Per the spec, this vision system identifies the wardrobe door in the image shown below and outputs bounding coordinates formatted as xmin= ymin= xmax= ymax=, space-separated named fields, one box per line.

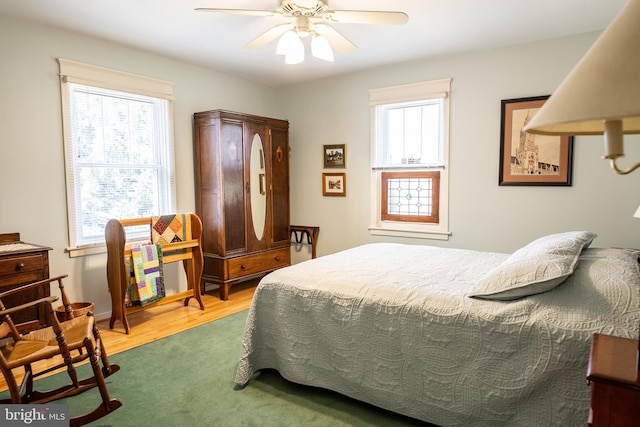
xmin=244 ymin=120 xmax=271 ymax=253
xmin=220 ymin=118 xmax=246 ymax=254
xmin=194 ymin=116 xmax=223 ymax=256
xmin=270 ymin=123 xmax=290 ymax=248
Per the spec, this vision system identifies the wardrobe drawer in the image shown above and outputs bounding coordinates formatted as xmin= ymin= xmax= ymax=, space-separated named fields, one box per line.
xmin=228 ymin=248 xmax=290 ymax=278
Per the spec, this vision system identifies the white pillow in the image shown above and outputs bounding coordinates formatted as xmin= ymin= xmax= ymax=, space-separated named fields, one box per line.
xmin=468 ymin=231 xmax=597 ymax=301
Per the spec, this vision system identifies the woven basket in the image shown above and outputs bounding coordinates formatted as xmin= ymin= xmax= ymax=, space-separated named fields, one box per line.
xmin=55 ymin=302 xmax=94 ymax=322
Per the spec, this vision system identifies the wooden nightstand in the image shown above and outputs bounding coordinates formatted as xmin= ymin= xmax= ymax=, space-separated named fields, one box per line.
xmin=587 ymin=333 xmax=640 ymax=426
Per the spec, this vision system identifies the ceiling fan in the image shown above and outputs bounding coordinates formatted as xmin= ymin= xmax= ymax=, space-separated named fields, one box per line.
xmin=195 ymin=0 xmax=409 ymax=64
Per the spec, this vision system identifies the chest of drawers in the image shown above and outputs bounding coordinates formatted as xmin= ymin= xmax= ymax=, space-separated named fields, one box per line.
xmin=587 ymin=333 xmax=640 ymax=426
xmin=0 ymin=233 xmax=52 ymax=332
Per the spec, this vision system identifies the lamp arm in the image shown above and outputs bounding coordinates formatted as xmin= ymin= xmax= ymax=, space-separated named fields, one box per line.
xmin=603 ymin=121 xmax=640 ymax=174
xmin=609 ymin=158 xmax=640 ymax=175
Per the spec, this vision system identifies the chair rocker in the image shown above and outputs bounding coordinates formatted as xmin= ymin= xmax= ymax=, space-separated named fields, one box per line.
xmin=0 ymin=275 xmax=122 ymax=426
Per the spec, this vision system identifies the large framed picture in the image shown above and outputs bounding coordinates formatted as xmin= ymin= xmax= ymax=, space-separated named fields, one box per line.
xmin=323 ymin=144 xmax=346 ymax=168
xmin=499 ymin=96 xmax=573 ymax=186
xmin=322 ymin=172 xmax=346 ymax=196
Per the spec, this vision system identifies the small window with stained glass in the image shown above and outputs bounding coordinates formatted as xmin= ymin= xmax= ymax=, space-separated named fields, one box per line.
xmin=381 ymin=171 xmax=440 ymax=223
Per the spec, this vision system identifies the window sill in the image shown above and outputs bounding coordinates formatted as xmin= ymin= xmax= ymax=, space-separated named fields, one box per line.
xmin=368 ymin=226 xmax=451 ymax=240
xmin=66 ymin=244 xmax=107 ymax=258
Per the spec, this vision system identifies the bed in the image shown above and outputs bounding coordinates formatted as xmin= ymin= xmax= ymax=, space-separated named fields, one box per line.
xmin=234 ymin=231 xmax=640 ymax=426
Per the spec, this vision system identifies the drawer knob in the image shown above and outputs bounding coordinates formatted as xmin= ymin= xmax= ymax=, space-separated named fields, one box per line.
xmin=241 ymin=265 xmax=246 ymax=270
xmin=16 ymin=262 xmax=25 ymax=271
xmin=275 ymin=256 xmax=280 ymax=261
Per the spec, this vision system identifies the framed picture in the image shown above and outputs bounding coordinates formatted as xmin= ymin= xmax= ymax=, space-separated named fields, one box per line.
xmin=499 ymin=96 xmax=573 ymax=186
xmin=322 ymin=172 xmax=346 ymax=196
xmin=323 ymin=144 xmax=346 ymax=168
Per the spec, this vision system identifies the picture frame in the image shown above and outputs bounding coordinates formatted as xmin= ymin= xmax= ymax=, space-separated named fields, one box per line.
xmin=499 ymin=96 xmax=573 ymax=186
xmin=322 ymin=172 xmax=346 ymax=197
xmin=323 ymin=144 xmax=346 ymax=168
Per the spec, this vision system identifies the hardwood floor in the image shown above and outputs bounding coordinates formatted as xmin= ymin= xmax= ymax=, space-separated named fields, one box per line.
xmin=0 ymin=282 xmax=257 ymax=393
xmin=96 ymin=281 xmax=256 ymax=354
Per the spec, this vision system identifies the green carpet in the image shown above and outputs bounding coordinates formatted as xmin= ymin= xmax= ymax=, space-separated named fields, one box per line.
xmin=1 ymin=310 xmax=427 ymax=426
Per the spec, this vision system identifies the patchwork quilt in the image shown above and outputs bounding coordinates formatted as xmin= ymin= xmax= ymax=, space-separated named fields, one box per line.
xmin=151 ymin=214 xmax=191 ymax=254
xmin=129 ymin=244 xmax=165 ymax=307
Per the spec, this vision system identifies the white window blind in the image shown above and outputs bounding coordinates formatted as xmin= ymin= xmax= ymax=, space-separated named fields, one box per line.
xmin=373 ymin=98 xmax=445 ymax=168
xmin=58 ymin=59 xmax=176 ymax=252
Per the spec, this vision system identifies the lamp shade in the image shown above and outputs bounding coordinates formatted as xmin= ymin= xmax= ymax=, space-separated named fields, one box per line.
xmin=276 ymin=31 xmax=301 ymax=55
xmin=634 ymin=205 xmax=640 ymax=218
xmin=276 ymin=30 xmax=305 ymax=64
xmin=524 ymin=0 xmax=640 ymax=136
xmin=311 ymin=34 xmax=334 ymax=62
xmin=284 ymin=38 xmax=304 ymax=64
xmin=285 ymin=49 xmax=305 ymax=64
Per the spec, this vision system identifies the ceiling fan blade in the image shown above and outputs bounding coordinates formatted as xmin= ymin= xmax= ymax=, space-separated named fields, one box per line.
xmin=324 ymin=10 xmax=409 ymax=25
xmin=195 ymin=8 xmax=276 ymax=17
xmin=314 ymin=24 xmax=357 ymax=54
xmin=245 ymin=24 xmax=292 ymax=49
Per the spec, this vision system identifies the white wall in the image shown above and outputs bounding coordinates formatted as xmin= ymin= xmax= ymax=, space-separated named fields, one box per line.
xmin=0 ymin=15 xmax=281 ymax=319
xmin=282 ymin=33 xmax=640 ymax=257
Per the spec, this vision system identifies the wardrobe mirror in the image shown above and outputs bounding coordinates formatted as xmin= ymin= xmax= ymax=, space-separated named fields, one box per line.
xmin=250 ymin=133 xmax=266 ymax=240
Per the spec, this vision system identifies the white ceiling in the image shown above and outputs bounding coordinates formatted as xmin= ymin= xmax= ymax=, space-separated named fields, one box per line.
xmin=0 ymin=0 xmax=627 ymax=87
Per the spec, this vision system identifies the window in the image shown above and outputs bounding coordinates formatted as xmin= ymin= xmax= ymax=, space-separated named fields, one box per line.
xmin=369 ymin=79 xmax=451 ymax=239
xmin=58 ymin=59 xmax=176 ymax=256
xmin=381 ymin=171 xmax=440 ymax=223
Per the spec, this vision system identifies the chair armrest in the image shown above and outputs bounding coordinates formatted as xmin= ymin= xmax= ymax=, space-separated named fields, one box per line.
xmin=0 ymin=295 xmax=59 ymax=318
xmin=0 ymin=274 xmax=68 ymax=300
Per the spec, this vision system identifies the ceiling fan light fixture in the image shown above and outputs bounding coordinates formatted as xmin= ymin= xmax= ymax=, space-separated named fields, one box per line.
xmin=197 ymin=2 xmax=408 ymax=64
xmin=291 ymin=0 xmax=319 ymax=9
xmin=284 ymin=48 xmax=305 ymax=64
xmin=276 ymin=31 xmax=305 ymax=64
xmin=311 ymin=33 xmax=334 ymax=62
xmin=294 ymin=16 xmax=312 ymax=39
xmin=276 ymin=30 xmax=302 ymax=55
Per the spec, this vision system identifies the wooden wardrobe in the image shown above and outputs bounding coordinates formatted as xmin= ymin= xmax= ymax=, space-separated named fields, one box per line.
xmin=193 ymin=110 xmax=290 ymax=300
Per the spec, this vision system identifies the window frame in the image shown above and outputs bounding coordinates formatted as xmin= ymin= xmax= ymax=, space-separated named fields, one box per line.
xmin=369 ymin=79 xmax=451 ymax=240
xmin=58 ymin=59 xmax=177 ymax=257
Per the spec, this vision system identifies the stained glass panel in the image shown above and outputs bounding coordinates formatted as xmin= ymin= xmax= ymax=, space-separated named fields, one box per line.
xmin=386 ymin=177 xmax=433 ymax=216
xmin=381 ymin=171 xmax=440 ymax=223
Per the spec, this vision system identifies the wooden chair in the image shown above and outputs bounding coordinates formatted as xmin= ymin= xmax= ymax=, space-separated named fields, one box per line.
xmin=0 ymin=275 xmax=122 ymax=426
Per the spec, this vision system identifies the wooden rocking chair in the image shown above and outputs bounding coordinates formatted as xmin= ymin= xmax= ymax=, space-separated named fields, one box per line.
xmin=0 ymin=275 xmax=122 ymax=426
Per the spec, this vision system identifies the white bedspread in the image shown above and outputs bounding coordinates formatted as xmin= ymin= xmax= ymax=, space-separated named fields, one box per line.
xmin=235 ymin=243 xmax=640 ymax=426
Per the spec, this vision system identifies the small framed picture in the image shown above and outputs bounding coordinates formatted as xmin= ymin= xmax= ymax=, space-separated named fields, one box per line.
xmin=322 ymin=172 xmax=346 ymax=197
xmin=323 ymin=144 xmax=346 ymax=168
xmin=499 ymin=96 xmax=574 ymax=186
